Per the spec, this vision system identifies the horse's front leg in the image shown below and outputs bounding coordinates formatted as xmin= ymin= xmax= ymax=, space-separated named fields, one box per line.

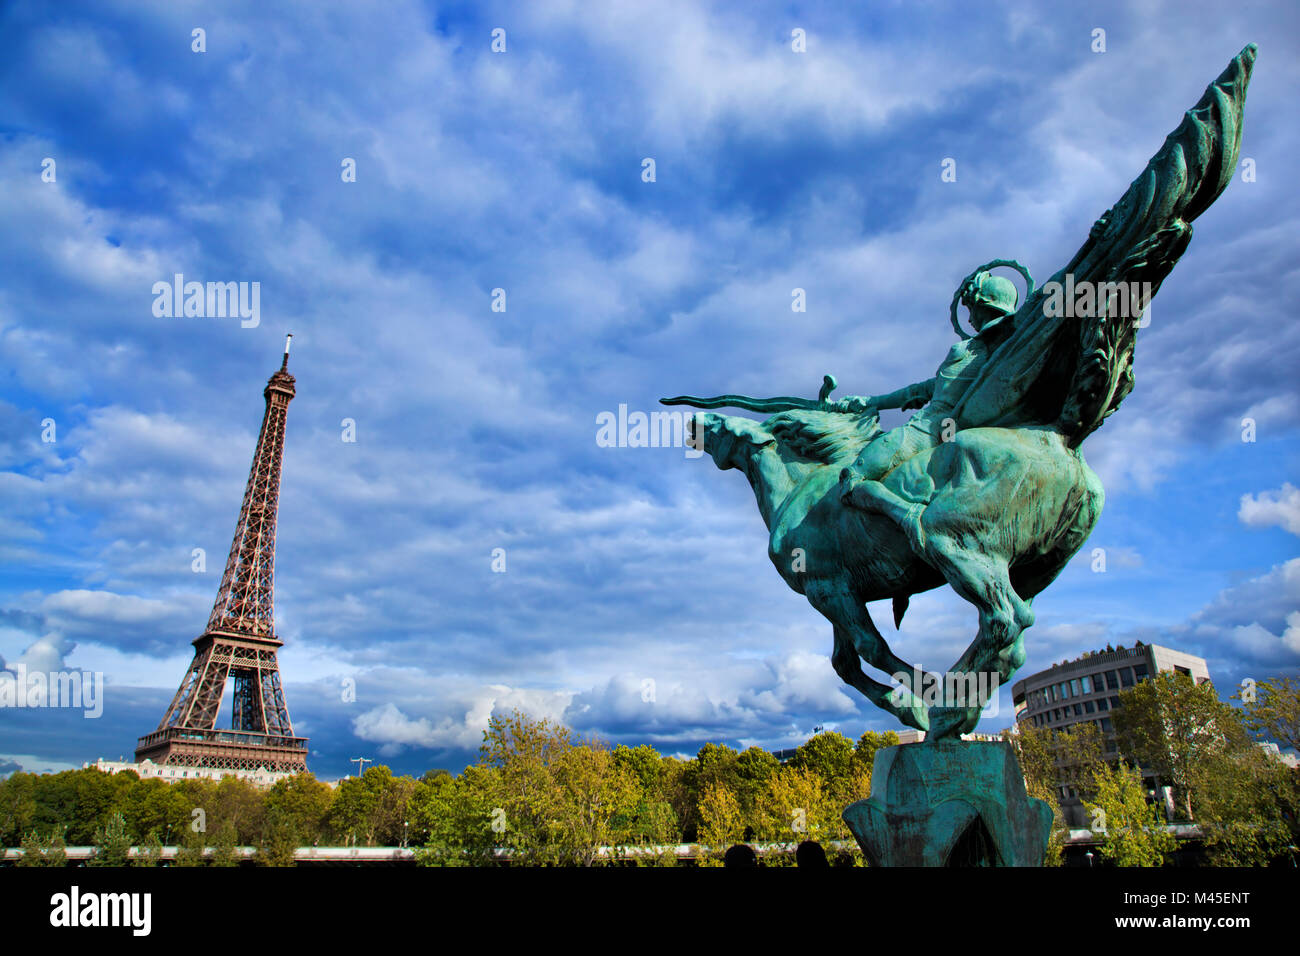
xmin=919 ymin=537 xmax=1034 ymax=740
xmin=830 ymin=624 xmax=929 ymax=733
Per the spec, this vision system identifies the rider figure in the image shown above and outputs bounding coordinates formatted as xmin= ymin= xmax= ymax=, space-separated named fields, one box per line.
xmin=837 ymin=270 xmax=1021 ymax=509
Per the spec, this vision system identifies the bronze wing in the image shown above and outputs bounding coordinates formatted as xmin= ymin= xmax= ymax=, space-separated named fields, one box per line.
xmin=950 ymin=44 xmax=1255 ymax=447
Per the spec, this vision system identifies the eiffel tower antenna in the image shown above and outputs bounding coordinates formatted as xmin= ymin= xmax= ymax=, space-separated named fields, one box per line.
xmin=135 ymin=337 xmax=309 ymax=774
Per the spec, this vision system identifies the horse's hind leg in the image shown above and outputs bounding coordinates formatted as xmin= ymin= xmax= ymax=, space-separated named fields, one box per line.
xmin=919 ymin=533 xmax=1034 ymax=739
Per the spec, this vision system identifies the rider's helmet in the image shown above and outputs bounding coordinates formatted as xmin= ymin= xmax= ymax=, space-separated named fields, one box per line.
xmin=961 ymin=271 xmax=1019 ymax=316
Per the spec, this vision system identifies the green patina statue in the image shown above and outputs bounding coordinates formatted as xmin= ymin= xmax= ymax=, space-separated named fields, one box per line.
xmin=662 ymin=46 xmax=1255 ymax=864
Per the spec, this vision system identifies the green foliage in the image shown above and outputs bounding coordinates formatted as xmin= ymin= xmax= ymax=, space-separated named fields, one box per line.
xmin=1237 ymin=676 xmax=1300 ymax=754
xmin=610 ymin=744 xmax=679 ymax=848
xmin=329 ymin=765 xmax=417 ymax=847
xmin=209 ymin=822 xmax=240 ymax=867
xmin=790 ymin=732 xmax=864 ymax=808
xmin=412 ymin=764 xmax=499 ymax=866
xmin=89 ymin=811 xmax=133 ymax=867
xmin=549 ymin=739 xmax=641 ymax=865
xmin=265 ymin=773 xmax=333 ymax=846
xmin=16 ymin=830 xmax=67 ymax=866
xmin=753 ymin=766 xmax=841 ymax=844
xmin=209 ymin=776 xmax=267 ymax=845
xmin=1084 ymin=762 xmax=1176 ymax=867
xmin=1188 ymin=704 xmax=1298 ymax=865
xmin=0 ymin=773 xmax=37 ymax=847
xmin=7 ymin=678 xmax=1296 ymax=867
xmin=695 ymin=782 xmax=743 ymax=866
xmin=173 ymin=826 xmax=209 ymax=867
xmin=1112 ymin=671 xmax=1231 ymax=821
xmin=135 ymin=829 xmax=164 ymax=867
xmin=121 ymin=778 xmax=189 ymax=845
xmin=256 ymin=807 xmax=301 ymax=867
xmin=852 ymin=730 xmax=899 ymax=777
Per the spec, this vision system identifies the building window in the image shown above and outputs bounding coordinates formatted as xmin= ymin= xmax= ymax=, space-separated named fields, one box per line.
xmin=1120 ymin=668 xmax=1135 ymax=688
xmin=1074 ymin=704 xmax=1084 ymax=717
xmin=1101 ymin=717 xmax=1112 ymax=732
xmin=1049 ymin=685 xmax=1057 ymax=702
xmin=1134 ymin=663 xmax=1149 ymax=681
xmin=1110 ymin=697 xmax=1120 ymax=709
xmin=1106 ymin=670 xmax=1120 ymax=690
xmin=1069 ymin=678 xmax=1080 ymax=696
xmin=1080 ymin=675 xmax=1092 ymax=694
xmin=1084 ymin=700 xmax=1095 ymax=714
xmin=1096 ymin=697 xmax=1108 ymax=711
xmin=1173 ymin=665 xmax=1189 ymax=677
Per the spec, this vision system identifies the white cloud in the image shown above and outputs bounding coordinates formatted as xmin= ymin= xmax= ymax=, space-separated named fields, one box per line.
xmin=1239 ymin=483 xmax=1300 ymax=536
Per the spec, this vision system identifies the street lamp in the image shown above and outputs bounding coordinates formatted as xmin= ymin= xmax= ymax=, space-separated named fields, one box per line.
xmin=403 ymin=821 xmax=409 ymax=848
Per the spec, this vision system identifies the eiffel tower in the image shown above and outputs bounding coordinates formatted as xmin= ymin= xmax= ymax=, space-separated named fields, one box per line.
xmin=135 ymin=336 xmax=309 ymax=774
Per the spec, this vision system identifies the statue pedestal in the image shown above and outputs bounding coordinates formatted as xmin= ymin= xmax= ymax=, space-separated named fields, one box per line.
xmin=843 ymin=740 xmax=1052 ymax=866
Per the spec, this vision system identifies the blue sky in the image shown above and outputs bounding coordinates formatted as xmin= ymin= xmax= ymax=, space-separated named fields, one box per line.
xmin=1 ymin=0 xmax=1297 ymax=781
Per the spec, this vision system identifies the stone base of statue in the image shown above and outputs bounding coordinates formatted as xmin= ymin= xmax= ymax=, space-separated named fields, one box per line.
xmin=843 ymin=739 xmax=1053 ymax=866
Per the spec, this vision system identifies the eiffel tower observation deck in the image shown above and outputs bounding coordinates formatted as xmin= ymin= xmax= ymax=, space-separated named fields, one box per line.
xmin=135 ymin=337 xmax=309 ymax=774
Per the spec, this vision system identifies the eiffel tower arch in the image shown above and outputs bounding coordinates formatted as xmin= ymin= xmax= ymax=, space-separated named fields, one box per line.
xmin=135 ymin=337 xmax=309 ymax=774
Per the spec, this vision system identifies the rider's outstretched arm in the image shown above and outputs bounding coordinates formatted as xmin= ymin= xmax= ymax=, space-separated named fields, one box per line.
xmin=839 ymin=378 xmax=935 ymax=413
xmin=875 ymin=378 xmax=936 ymax=411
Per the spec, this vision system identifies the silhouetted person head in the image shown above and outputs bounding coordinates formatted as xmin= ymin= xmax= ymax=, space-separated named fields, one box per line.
xmin=723 ymin=844 xmax=757 ymax=867
xmin=796 ymin=840 xmax=829 ymax=868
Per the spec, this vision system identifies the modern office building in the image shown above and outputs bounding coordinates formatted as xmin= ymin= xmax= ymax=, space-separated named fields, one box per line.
xmin=1010 ymin=641 xmax=1211 ymax=824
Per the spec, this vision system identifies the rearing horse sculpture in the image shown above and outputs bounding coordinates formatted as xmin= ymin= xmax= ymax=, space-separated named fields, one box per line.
xmin=663 ymin=46 xmax=1254 ymax=740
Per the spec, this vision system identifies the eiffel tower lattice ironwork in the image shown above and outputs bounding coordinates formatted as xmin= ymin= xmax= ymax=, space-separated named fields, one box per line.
xmin=135 ymin=336 xmax=309 ymax=774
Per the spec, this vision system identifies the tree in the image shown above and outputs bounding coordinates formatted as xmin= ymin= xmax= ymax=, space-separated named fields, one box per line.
xmin=730 ymin=747 xmax=779 ymax=825
xmin=135 ymin=829 xmax=164 ymax=867
xmin=120 ymin=778 xmax=189 ymax=845
xmin=695 ymin=782 xmax=743 ymax=866
xmin=174 ymin=826 xmax=209 ymax=867
xmin=412 ymin=765 xmax=500 ymax=866
xmin=46 ymin=831 xmax=69 ymax=866
xmin=1055 ymin=722 xmax=1107 ymax=807
xmin=264 ymin=773 xmax=333 ymax=846
xmin=852 ymin=730 xmax=899 ymax=778
xmin=549 ymin=739 xmax=640 ymax=865
xmin=1112 ymin=671 xmax=1230 ymax=821
xmin=477 ymin=710 xmax=573 ymax=862
xmin=209 ymin=822 xmax=240 ymax=867
xmin=1188 ymin=706 xmax=1299 ymax=865
xmin=1084 ymin=762 xmax=1175 ymax=867
xmin=328 ymin=765 xmax=415 ymax=847
xmin=753 ymin=766 xmax=841 ymax=846
xmin=256 ymin=807 xmax=300 ymax=867
xmin=1238 ymin=676 xmax=1300 ymax=754
xmin=208 ymin=776 xmax=266 ymax=845
xmin=89 ymin=811 xmax=133 ymax=867
xmin=611 ymin=745 xmax=680 ymax=849
xmin=0 ymin=774 xmax=37 ymax=847
xmin=16 ymin=830 xmax=66 ymax=867
xmin=790 ymin=732 xmax=859 ymax=806
xmin=679 ymin=742 xmax=739 ymax=842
